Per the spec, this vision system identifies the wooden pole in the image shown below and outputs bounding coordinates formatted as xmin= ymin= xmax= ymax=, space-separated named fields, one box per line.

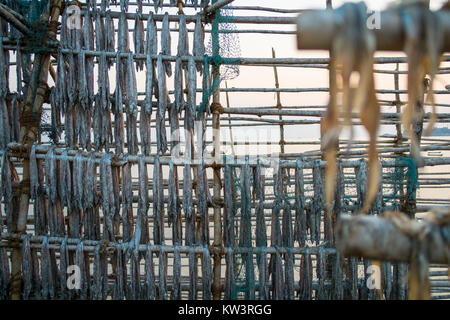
xmin=211 ymin=0 xmax=223 ymax=300
xmin=9 ymin=0 xmax=63 ymax=300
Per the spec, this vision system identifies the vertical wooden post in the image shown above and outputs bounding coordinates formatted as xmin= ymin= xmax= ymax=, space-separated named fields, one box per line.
xmin=211 ymin=0 xmax=223 ymax=300
xmin=10 ymin=0 xmax=63 ymax=300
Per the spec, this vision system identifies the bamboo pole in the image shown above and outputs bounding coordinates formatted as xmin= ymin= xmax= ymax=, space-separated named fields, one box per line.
xmin=211 ymin=1 xmax=223 ymax=300
xmin=9 ymin=0 xmax=63 ymax=300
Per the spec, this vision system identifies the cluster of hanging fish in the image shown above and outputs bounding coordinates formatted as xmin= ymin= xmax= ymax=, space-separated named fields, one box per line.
xmin=322 ymin=1 xmax=445 ymax=229
xmin=52 ymin=0 xmax=208 ymax=156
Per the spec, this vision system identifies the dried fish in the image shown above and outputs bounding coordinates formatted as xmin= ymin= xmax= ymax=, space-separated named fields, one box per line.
xmin=121 ymin=159 xmax=134 ymax=242
xmin=41 ymin=236 xmax=55 ymax=299
xmin=73 ymin=151 xmax=85 ymax=211
xmin=59 ymin=236 xmax=69 ymax=299
xmin=258 ymin=247 xmax=269 ymax=300
xmin=0 ymin=247 xmax=10 ymax=300
xmin=161 ymin=13 xmax=172 ymax=77
xmin=100 ymin=153 xmax=115 ymax=240
xmin=299 ymin=248 xmax=312 ymax=300
xmin=197 ymin=162 xmax=209 ymax=244
xmin=137 ymin=155 xmax=149 ymax=245
xmin=331 ymin=252 xmax=344 ymax=300
xmin=177 ymin=14 xmax=189 ymax=69
xmin=157 ymin=246 xmax=167 ymax=300
xmin=270 ymin=247 xmax=284 ymax=300
xmin=146 ymin=12 xmax=158 ymax=57
xmin=154 ymin=0 xmax=163 ymax=12
xmin=312 ymin=160 xmax=323 ymax=244
xmin=49 ymin=87 xmax=61 ymax=143
xmin=168 ymin=159 xmax=181 ymax=245
xmin=144 ymin=244 xmax=156 ymax=300
xmin=174 ymin=56 xmax=185 ymax=114
xmin=29 ymin=143 xmax=39 ymax=200
xmin=93 ymin=243 xmax=102 ymax=300
xmin=183 ymin=162 xmax=195 ymax=246
xmin=45 ymin=147 xmax=58 ymax=205
xmin=156 ymin=54 xmax=168 ymax=154
xmin=224 ymin=247 xmax=236 ymax=299
xmin=193 ymin=13 xmax=205 ymax=73
xmin=129 ymin=244 xmax=141 ymax=299
xmin=316 ymin=246 xmax=328 ymax=300
xmin=223 ymin=164 xmax=235 ymax=247
xmin=113 ymin=53 xmax=125 ymax=154
xmin=172 ymin=246 xmax=182 ymax=300
xmin=21 ymin=235 xmax=32 ymax=300
xmin=188 ymin=247 xmax=197 ymax=300
xmin=113 ymin=242 xmax=127 ymax=300
xmin=134 ymin=12 xmax=145 ymax=71
xmin=201 ymin=246 xmax=212 ymax=300
xmin=347 ymin=257 xmax=358 ymax=300
xmin=294 ymin=159 xmax=306 ymax=247
xmin=141 ymin=53 xmax=153 ymax=156
xmin=84 ymin=151 xmax=97 ymax=209
xmin=153 ymin=155 xmax=165 ymax=245
xmin=105 ymin=10 xmax=116 ymax=67
xmin=187 ymin=55 xmax=197 ymax=128
xmin=126 ymin=52 xmax=139 ymax=155
xmin=284 ymin=247 xmax=294 ymax=300
xmin=75 ymin=241 xmax=88 ymax=299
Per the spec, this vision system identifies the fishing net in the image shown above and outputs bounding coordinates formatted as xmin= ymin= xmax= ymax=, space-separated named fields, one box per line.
xmin=206 ymin=8 xmax=241 ymax=81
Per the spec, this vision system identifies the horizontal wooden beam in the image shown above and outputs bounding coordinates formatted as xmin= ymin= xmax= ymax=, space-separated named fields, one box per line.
xmin=297 ymin=7 xmax=450 ymax=52
xmin=335 ymin=214 xmax=450 ymax=264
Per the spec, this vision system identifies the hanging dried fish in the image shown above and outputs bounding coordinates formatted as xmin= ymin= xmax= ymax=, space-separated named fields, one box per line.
xmin=45 ymin=147 xmax=58 ymax=205
xmin=223 ymin=164 xmax=235 ymax=247
xmin=105 ymin=10 xmax=116 ymax=67
xmin=183 ymin=162 xmax=195 ymax=246
xmin=55 ymin=48 xmax=67 ymax=114
xmin=137 ymin=155 xmax=149 ymax=245
xmin=161 ymin=13 xmax=172 ymax=77
xmin=312 ymin=160 xmax=323 ymax=244
xmin=49 ymin=88 xmax=61 ymax=143
xmin=1 ymin=152 xmax=12 ymax=223
xmin=224 ymin=247 xmax=236 ymax=299
xmin=197 ymin=162 xmax=209 ymax=245
xmin=284 ymin=247 xmax=295 ymax=300
xmin=84 ymin=151 xmax=97 ymax=209
xmin=75 ymin=240 xmax=88 ymax=299
xmin=21 ymin=235 xmax=32 ymax=300
xmin=153 ymin=0 xmax=164 ymax=12
xmin=158 ymin=246 xmax=168 ymax=300
xmin=173 ymin=246 xmax=182 ymax=300
xmin=34 ymin=155 xmax=47 ymax=235
xmin=146 ymin=12 xmax=158 ymax=57
xmin=100 ymin=153 xmax=115 ymax=240
xmin=58 ymin=236 xmax=69 ymax=299
xmin=156 ymin=54 xmax=168 ymax=154
xmin=177 ymin=14 xmax=189 ymax=69
xmin=258 ymin=246 xmax=269 ymax=300
xmin=0 ymin=247 xmax=10 ymax=300
xmin=93 ymin=243 xmax=102 ymax=300
xmin=113 ymin=242 xmax=126 ymax=300
xmin=59 ymin=150 xmax=71 ymax=211
xmin=144 ymin=244 xmax=156 ymax=300
xmin=324 ymin=2 xmax=380 ymax=219
xmin=270 ymin=247 xmax=284 ymax=300
xmin=347 ymin=257 xmax=358 ymax=300
xmin=316 ymin=246 xmax=328 ymax=300
xmin=168 ymin=159 xmax=181 ymax=245
xmin=129 ymin=243 xmax=141 ymax=299
xmin=122 ymin=158 xmax=134 ymax=242
xmin=193 ymin=13 xmax=205 ymax=73
xmin=294 ymin=159 xmax=306 ymax=247
xmin=299 ymin=248 xmax=312 ymax=300
xmin=29 ymin=143 xmax=39 ymax=201
xmin=126 ymin=52 xmax=139 ymax=155
xmin=113 ymin=53 xmax=125 ymax=154
xmin=201 ymin=246 xmax=213 ymax=300
xmin=153 ymin=155 xmax=165 ymax=245
xmin=174 ymin=57 xmax=185 ymax=114
xmin=134 ymin=12 xmax=145 ymax=71
xmin=187 ymin=55 xmax=197 ymax=127
xmin=41 ymin=236 xmax=55 ymax=299
xmin=188 ymin=247 xmax=197 ymax=300
xmin=141 ymin=53 xmax=153 ymax=155
xmin=73 ymin=151 xmax=85 ymax=210
xmin=331 ymin=252 xmax=344 ymax=300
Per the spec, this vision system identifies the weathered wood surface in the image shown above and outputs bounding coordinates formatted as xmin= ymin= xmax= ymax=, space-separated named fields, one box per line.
xmin=335 ymin=214 xmax=450 ymax=264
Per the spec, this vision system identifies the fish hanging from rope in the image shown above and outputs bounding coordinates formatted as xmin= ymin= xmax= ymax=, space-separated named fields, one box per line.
xmin=161 ymin=13 xmax=172 ymax=77
xmin=322 ymin=2 xmax=380 ymax=219
xmin=395 ymin=1 xmax=445 ymax=166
